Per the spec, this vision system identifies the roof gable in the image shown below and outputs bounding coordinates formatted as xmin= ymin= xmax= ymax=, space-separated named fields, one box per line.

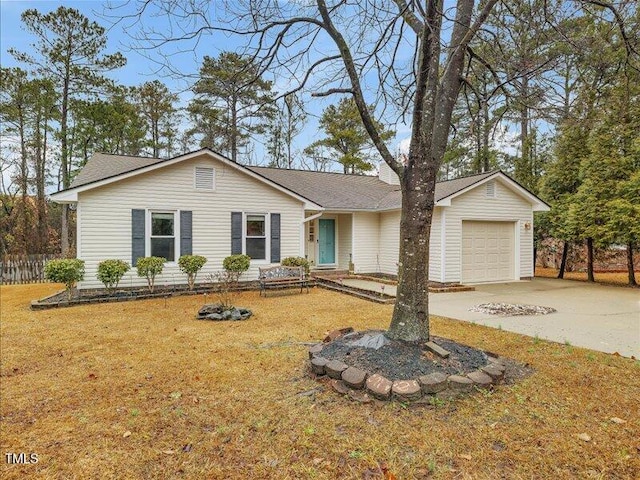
xmin=51 ymin=149 xmax=323 ymax=210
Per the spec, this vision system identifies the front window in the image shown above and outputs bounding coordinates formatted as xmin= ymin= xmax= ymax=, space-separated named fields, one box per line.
xmin=150 ymin=212 xmax=175 ymax=261
xmin=245 ymin=214 xmax=266 ymax=260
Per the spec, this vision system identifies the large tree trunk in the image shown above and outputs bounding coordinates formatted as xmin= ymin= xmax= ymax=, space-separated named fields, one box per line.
xmin=586 ymin=237 xmax=594 ymax=282
xmin=387 ymin=163 xmax=435 ymax=342
xmin=558 ymin=241 xmax=569 ymax=279
xmin=627 ymin=243 xmax=636 ymax=286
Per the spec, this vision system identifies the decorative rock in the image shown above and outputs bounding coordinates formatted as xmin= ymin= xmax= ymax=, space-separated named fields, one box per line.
xmin=341 ymin=367 xmax=367 ymax=389
xmin=487 ymin=357 xmax=506 ymax=368
xmin=331 ymin=379 xmax=350 ymax=395
xmin=205 ymin=313 xmax=223 ymax=321
xmin=425 ymin=341 xmax=450 ymax=359
xmin=197 ymin=303 xmax=223 ymax=318
xmin=467 ymin=370 xmax=493 ymax=388
xmin=448 ymin=375 xmax=474 ymax=393
xmin=323 ymin=327 xmax=354 ymax=343
xmin=308 ymin=344 xmax=324 ymax=359
xmin=310 ymin=357 xmax=328 ymax=375
xmin=230 ymin=308 xmax=242 ymax=321
xmin=365 ymin=374 xmax=392 ymax=400
xmin=418 ymin=372 xmax=449 ymax=394
xmin=325 ymin=360 xmax=349 ymax=379
xmin=392 ymin=380 xmax=422 ymax=401
xmin=481 ymin=364 xmax=505 ymax=382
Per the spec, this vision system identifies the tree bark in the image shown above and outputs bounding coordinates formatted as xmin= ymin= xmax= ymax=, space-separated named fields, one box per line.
xmin=558 ymin=241 xmax=569 ymax=279
xmin=586 ymin=237 xmax=594 ymax=282
xmin=387 ymin=165 xmax=434 ymax=342
xmin=627 ymin=243 xmax=636 ymax=286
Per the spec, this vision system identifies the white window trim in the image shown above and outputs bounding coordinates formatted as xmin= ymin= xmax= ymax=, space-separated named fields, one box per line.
xmin=242 ymin=212 xmax=270 ymax=264
xmin=193 ymin=165 xmax=216 ymax=192
xmin=146 ymin=209 xmax=180 ymax=264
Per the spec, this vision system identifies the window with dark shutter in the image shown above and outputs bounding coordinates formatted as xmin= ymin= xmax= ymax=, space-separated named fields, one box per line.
xmin=131 ymin=209 xmax=146 ymax=266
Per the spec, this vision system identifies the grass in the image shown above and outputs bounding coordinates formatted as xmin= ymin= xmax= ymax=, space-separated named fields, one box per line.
xmin=536 ymin=267 xmax=639 ymax=287
xmin=1 ymin=283 xmax=639 ymax=479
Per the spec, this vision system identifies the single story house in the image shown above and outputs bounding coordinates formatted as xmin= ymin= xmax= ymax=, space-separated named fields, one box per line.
xmin=51 ymin=148 xmax=549 ymax=290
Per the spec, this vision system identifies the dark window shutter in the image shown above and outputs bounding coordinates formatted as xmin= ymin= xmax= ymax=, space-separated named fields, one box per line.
xmin=131 ymin=209 xmax=146 ymax=266
xmin=270 ymin=213 xmax=281 ymax=263
xmin=231 ymin=212 xmax=242 ymax=255
xmin=180 ymin=211 xmax=192 ymax=256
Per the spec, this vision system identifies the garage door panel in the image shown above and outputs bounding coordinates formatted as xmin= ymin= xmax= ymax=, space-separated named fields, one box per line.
xmin=462 ymin=221 xmax=515 ymax=283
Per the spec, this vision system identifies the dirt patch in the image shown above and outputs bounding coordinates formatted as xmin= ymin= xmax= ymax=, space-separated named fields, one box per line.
xmin=470 ymin=303 xmax=556 ymax=316
xmin=319 ymin=330 xmax=491 ymax=380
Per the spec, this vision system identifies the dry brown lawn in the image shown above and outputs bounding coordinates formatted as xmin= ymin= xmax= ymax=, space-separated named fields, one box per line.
xmin=536 ymin=267 xmax=639 ymax=288
xmin=1 ymin=284 xmax=639 ymax=479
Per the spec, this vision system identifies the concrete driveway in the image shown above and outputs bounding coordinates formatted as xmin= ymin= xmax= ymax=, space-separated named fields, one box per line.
xmin=429 ymin=278 xmax=640 ymax=358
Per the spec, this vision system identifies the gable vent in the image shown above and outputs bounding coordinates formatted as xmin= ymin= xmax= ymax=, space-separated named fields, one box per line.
xmin=195 ymin=167 xmax=215 ymax=190
xmin=486 ymin=180 xmax=496 ymax=197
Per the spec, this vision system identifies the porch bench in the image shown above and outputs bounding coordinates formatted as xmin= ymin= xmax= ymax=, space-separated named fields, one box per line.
xmin=259 ymin=266 xmax=309 ymax=297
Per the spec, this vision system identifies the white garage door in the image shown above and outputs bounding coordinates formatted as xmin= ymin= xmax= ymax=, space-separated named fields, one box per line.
xmin=462 ymin=221 xmax=515 ymax=283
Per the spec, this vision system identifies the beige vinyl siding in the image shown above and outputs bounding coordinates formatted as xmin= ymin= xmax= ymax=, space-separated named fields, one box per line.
xmin=77 ymin=154 xmax=304 ymax=289
xmin=378 ymin=208 xmax=442 ymax=281
xmin=337 ymin=214 xmax=352 ymax=270
xmin=378 ymin=211 xmax=400 ymax=275
xmin=351 ymin=212 xmax=380 ymax=273
xmin=444 ymin=179 xmax=533 ymax=283
xmin=428 ymin=208 xmax=442 ymax=281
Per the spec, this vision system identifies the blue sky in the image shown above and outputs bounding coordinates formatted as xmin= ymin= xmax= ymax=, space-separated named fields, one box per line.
xmin=1 ymin=0 xmax=416 ymax=167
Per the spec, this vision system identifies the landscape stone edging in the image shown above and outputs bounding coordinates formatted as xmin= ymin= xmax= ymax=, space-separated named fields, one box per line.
xmin=30 ymin=280 xmax=317 ymax=310
xmin=307 ymin=342 xmax=505 ymax=403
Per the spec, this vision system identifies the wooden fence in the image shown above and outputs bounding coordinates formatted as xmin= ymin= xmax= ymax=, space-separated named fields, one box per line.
xmin=0 ymin=254 xmax=61 ymax=285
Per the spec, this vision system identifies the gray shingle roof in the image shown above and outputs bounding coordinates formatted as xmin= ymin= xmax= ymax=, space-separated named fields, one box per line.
xmin=250 ymin=166 xmax=496 ymax=211
xmin=70 ymin=153 xmax=166 ymax=188
xmin=67 ymin=152 xmax=498 ymax=210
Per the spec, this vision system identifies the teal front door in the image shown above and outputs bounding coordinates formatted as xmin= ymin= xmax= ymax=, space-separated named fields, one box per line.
xmin=318 ymin=219 xmax=336 ymax=265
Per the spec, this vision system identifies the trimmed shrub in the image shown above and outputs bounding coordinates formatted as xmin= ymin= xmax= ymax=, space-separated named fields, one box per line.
xmin=223 ymin=254 xmax=251 ymax=274
xmin=96 ymin=259 xmax=130 ymax=293
xmin=282 ymin=256 xmax=310 ymax=274
xmin=178 ymin=255 xmax=207 ymax=290
xmin=136 ymin=256 xmax=165 ymax=293
xmin=44 ymin=259 xmax=85 ymax=300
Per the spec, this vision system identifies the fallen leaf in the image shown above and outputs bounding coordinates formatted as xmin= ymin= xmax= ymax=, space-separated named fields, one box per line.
xmin=88 ymin=373 xmax=97 ymax=380
xmin=182 ymin=444 xmax=192 ymax=453
xmin=458 ymin=454 xmax=472 ymax=460
xmin=610 ymin=417 xmax=626 ymax=424
xmin=162 ymin=450 xmax=175 ymax=455
xmin=192 ymin=396 xmax=199 ymax=404
xmin=577 ymin=433 xmax=591 ymax=442
xmin=312 ymin=457 xmax=323 ymax=466
xmin=122 ymin=431 xmax=131 ymax=438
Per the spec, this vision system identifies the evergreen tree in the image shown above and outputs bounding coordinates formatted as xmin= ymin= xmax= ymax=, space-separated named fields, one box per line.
xmin=306 ymin=98 xmax=394 ymax=174
xmin=134 ymin=80 xmax=178 ymax=158
xmin=10 ymin=6 xmax=126 ymax=254
xmin=190 ymin=52 xmax=274 ymax=162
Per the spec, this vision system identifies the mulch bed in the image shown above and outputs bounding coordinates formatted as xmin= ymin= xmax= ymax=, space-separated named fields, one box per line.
xmin=320 ymin=330 xmax=495 ymax=380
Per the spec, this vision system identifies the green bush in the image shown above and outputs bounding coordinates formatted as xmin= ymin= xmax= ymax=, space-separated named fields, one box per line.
xmin=44 ymin=258 xmax=85 ymax=300
xmin=136 ymin=256 xmax=165 ymax=293
xmin=178 ymin=255 xmax=207 ymax=290
xmin=96 ymin=259 xmax=130 ymax=293
xmin=282 ymin=256 xmax=310 ymax=274
xmin=223 ymin=254 xmax=251 ymax=274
